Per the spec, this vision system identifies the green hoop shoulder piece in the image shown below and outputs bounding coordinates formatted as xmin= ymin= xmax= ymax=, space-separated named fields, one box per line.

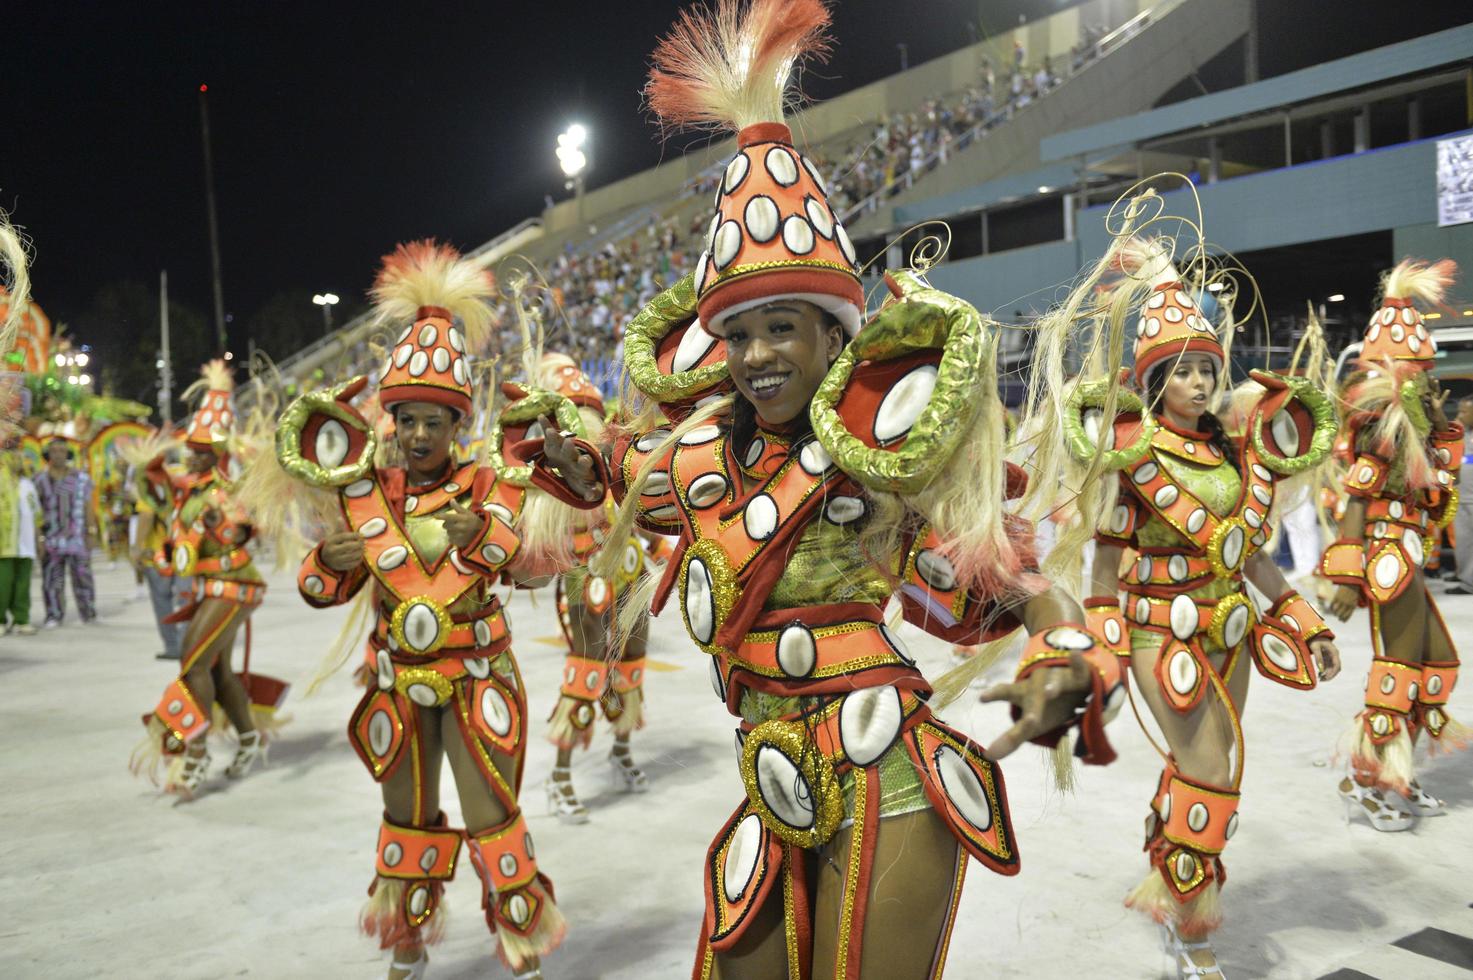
xmin=1062 ymin=376 xmax=1156 ymax=470
xmin=1246 ymin=369 xmax=1338 ymax=475
xmin=487 ymin=382 xmax=586 ymax=488
xmin=622 ymin=271 xmax=730 ymax=415
xmin=809 ymin=270 xmax=986 ymax=495
xmin=276 ymin=377 xmax=378 ymax=489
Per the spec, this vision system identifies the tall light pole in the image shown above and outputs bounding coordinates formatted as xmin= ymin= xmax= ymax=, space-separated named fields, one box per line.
xmin=198 ymin=84 xmax=228 ymax=352
xmin=556 ymin=123 xmax=589 ymax=225
xmin=313 ymin=292 xmax=340 ymax=334
xmin=159 ymin=269 xmax=173 ymax=421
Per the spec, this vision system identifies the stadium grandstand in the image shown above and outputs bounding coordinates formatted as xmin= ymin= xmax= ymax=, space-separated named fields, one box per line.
xmin=270 ymin=0 xmax=1473 ymax=405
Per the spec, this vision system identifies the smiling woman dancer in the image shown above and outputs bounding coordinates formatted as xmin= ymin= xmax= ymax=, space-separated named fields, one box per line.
xmin=531 ymin=3 xmax=1135 ymax=977
xmin=276 ymin=242 xmax=603 ymax=980
xmin=1077 ymin=238 xmax=1341 ymax=978
xmin=1321 ymin=258 xmax=1470 ymax=828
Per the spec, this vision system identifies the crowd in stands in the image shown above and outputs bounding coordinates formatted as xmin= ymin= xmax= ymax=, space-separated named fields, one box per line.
xmin=536 ymin=36 xmax=1114 ymax=374
xmin=329 ymin=23 xmax=1122 ymax=389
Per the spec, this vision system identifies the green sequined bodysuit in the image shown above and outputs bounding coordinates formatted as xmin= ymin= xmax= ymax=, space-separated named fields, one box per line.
xmin=738 ymin=506 xmax=930 ymax=821
xmin=1129 ymin=447 xmax=1245 ymax=658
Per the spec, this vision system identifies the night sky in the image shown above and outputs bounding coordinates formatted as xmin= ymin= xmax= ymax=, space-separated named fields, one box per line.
xmin=5 ymin=0 xmax=1468 ymax=369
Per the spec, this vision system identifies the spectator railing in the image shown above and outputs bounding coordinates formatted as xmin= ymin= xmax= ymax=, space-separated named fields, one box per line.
xmin=270 ymin=217 xmax=544 ymax=386
xmin=835 ymin=3 xmax=1165 ymax=228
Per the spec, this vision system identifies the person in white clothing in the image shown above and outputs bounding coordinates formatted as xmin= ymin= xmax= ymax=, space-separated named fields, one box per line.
xmin=0 ymin=449 xmax=40 ymax=635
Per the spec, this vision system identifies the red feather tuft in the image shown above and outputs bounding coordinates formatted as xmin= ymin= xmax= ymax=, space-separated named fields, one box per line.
xmin=647 ymin=0 xmax=832 ymax=133
xmin=373 ymin=240 xmax=464 ymax=291
xmin=749 ymin=0 xmax=831 ymax=77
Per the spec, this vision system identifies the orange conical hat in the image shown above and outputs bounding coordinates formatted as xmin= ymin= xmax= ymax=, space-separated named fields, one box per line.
xmin=648 ymin=0 xmax=863 ymax=335
xmin=1361 ymin=258 xmax=1456 ymax=370
xmin=537 ymin=352 xmax=604 ymax=413
xmin=184 ymin=360 xmax=234 ymax=450
xmin=1122 ymin=238 xmax=1222 ymax=389
xmin=372 ymin=241 xmax=495 ymax=416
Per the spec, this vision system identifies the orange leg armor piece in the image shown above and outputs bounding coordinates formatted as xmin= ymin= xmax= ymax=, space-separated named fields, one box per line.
xmin=1350 ymin=651 xmax=1421 ymax=793
xmin=362 ymin=812 xmax=462 ymax=951
xmin=146 ymin=678 xmax=210 ymax=753
xmin=1131 ymin=765 xmax=1239 ymax=936
xmin=466 ymin=812 xmax=567 ymax=972
xmin=547 ymin=656 xmax=610 ymax=750
xmin=1417 ymin=660 xmax=1469 ymax=754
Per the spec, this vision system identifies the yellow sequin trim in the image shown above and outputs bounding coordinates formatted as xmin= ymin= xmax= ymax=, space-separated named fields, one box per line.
xmin=275 ymin=377 xmax=379 ymax=489
xmin=394 ymin=667 xmax=455 ymax=707
xmin=707 ymin=258 xmax=860 ymax=292
xmin=1206 ymin=516 xmax=1251 ymax=580
xmin=681 ymin=537 xmax=742 ymax=655
xmin=930 ymin=851 xmax=968 ymax=979
xmin=834 ymin=765 xmax=868 ymax=974
xmin=782 ymin=848 xmax=801 ymax=980
xmin=388 ymin=595 xmax=456 ymax=657
xmin=1207 ymin=592 xmax=1255 ymax=650
xmin=738 ymin=719 xmax=844 ymax=849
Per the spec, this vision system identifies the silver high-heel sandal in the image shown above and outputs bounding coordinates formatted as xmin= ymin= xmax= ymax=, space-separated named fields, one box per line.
xmin=546 ymin=766 xmax=590 ymax=824
xmin=1339 ymin=778 xmax=1415 ymax=832
xmin=167 ymin=749 xmax=212 ymax=799
xmin=386 ymin=949 xmax=427 ymax=980
xmin=225 ymin=730 xmax=267 ymax=779
xmin=511 ymin=969 xmax=544 ymax=980
xmin=1398 ymin=780 xmax=1446 ymax=817
xmin=1161 ymin=923 xmax=1226 ymax=978
xmin=609 ymin=746 xmax=649 ymax=793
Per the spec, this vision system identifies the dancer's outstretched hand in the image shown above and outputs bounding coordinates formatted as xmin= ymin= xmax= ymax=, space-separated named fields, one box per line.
xmin=977 ymin=652 xmax=1091 ymax=761
xmin=1327 ymin=584 xmax=1359 ymax=621
xmin=1311 ymin=637 xmax=1342 ymax=681
xmin=540 ymin=417 xmax=602 ymax=502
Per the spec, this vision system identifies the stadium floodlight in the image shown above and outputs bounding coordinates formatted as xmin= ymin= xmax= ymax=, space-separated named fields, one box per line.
xmin=556 ymin=124 xmax=590 ymax=178
xmin=1327 ymin=294 xmax=1345 ymax=302
xmin=313 ymin=292 xmax=341 ymax=333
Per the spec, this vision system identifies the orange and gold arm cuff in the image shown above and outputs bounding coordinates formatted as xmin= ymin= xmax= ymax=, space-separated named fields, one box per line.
xmin=1269 ymin=591 xmax=1333 ymax=643
xmin=1084 ymin=596 xmax=1129 ymax=658
xmin=1013 ymin=625 xmax=1126 ymax=766
xmin=298 ymin=544 xmax=368 ymax=607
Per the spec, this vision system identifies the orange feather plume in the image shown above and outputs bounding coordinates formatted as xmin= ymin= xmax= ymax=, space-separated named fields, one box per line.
xmin=646 ymin=0 xmax=832 ymax=134
xmin=370 ymin=240 xmax=496 ymax=352
xmin=1382 ymin=258 xmax=1457 ymax=308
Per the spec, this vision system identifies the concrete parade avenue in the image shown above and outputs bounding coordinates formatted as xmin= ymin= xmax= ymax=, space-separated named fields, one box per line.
xmin=4 ymin=558 xmax=1471 ymax=979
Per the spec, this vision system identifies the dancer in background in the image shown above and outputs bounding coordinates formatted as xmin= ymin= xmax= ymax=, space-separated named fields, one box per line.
xmin=1322 ymin=258 xmax=1470 ymax=828
xmin=1078 ymin=238 xmax=1340 ymax=978
xmin=133 ymin=467 xmax=189 ymax=660
xmin=536 ymin=352 xmax=663 ymax=822
xmin=276 ymin=242 xmax=601 ymax=980
xmin=129 ymin=362 xmax=284 ymax=798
